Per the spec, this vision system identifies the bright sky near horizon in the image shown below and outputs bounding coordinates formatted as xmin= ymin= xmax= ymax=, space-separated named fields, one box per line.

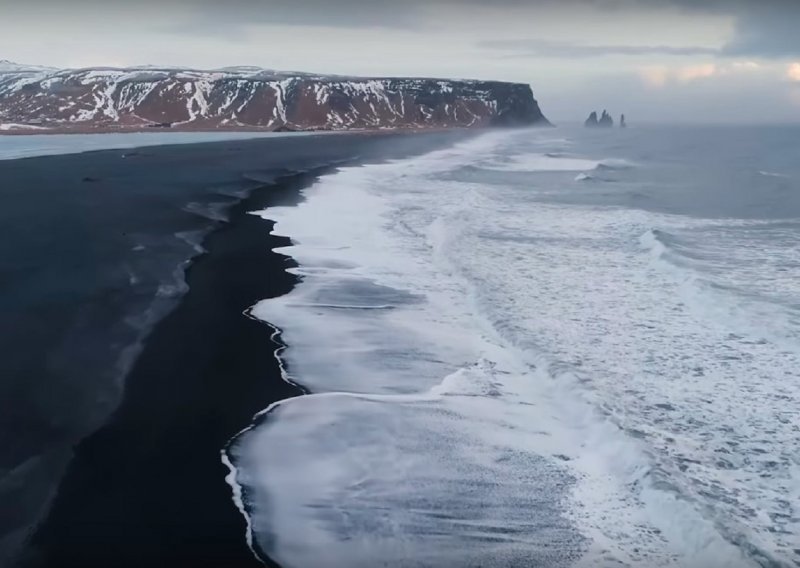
xmin=2 ymin=0 xmax=799 ymax=123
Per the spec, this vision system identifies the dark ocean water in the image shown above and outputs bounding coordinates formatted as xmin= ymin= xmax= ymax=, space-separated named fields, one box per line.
xmin=227 ymin=125 xmax=800 ymax=568
xmin=527 ymin=124 xmax=800 ymax=219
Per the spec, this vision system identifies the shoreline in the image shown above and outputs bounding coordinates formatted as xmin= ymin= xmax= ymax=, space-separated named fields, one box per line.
xmin=3 ymin=130 xmax=472 ymax=568
xmin=0 ymin=127 xmax=469 ymax=163
xmin=0 ymin=125 xmax=464 ymax=137
xmin=221 ymin=318 xmax=304 ymax=564
xmin=26 ymin=168 xmax=316 ymax=568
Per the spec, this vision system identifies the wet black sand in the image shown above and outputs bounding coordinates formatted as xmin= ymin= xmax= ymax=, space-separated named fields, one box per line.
xmin=0 ymin=131 xmax=469 ymax=568
xmin=27 ymin=168 xmax=312 ymax=568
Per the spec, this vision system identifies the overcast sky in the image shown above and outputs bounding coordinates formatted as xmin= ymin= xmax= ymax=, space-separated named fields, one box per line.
xmin=2 ymin=0 xmax=799 ymax=123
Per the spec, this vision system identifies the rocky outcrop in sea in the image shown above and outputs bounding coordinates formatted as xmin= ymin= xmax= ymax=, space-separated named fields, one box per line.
xmin=585 ymin=109 xmax=614 ymax=128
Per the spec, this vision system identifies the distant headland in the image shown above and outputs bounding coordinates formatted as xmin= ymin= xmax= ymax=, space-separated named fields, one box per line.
xmin=0 ymin=61 xmax=551 ymax=133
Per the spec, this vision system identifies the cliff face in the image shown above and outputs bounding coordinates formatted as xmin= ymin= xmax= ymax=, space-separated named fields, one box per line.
xmin=0 ymin=63 xmax=549 ymax=132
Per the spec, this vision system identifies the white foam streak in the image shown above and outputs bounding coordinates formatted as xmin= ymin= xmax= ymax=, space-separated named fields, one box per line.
xmin=483 ymin=152 xmax=600 ymax=172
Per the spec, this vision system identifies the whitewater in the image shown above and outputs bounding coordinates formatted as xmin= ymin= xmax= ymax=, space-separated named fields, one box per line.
xmin=225 ymin=125 xmax=800 ymax=568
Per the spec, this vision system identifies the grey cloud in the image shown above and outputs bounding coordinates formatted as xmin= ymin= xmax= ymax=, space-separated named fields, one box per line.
xmin=161 ymin=0 xmax=800 ymax=59
xmin=623 ymin=0 xmax=800 ymax=58
xmin=485 ymin=1 xmax=800 ymax=60
xmin=482 ymin=39 xmax=719 ymax=58
xmin=182 ymin=0 xmax=428 ymax=29
xmin=721 ymin=4 xmax=800 ymax=58
xmin=1 ymin=0 xmax=660 ymax=31
xmin=6 ymin=0 xmax=800 ymax=58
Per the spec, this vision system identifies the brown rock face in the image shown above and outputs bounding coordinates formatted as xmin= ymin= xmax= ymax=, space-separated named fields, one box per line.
xmin=0 ymin=63 xmax=550 ymax=132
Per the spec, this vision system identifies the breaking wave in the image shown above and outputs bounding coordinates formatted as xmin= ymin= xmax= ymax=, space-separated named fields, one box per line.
xmin=225 ymin=128 xmax=800 ymax=568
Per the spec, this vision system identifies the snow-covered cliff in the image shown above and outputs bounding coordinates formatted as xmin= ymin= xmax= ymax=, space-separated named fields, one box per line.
xmin=0 ymin=63 xmax=549 ymax=132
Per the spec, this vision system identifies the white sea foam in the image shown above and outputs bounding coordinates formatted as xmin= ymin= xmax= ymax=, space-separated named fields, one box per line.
xmin=596 ymin=158 xmax=637 ymax=170
xmin=480 ymin=152 xmax=635 ymax=175
xmin=227 ymin=128 xmax=798 ymax=567
xmin=482 ymin=152 xmax=600 ymax=172
xmin=640 ymin=224 xmax=800 ymax=353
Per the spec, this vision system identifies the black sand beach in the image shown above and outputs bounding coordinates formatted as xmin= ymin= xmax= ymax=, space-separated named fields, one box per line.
xmin=0 ymin=131 xmax=469 ymax=568
xmin=27 ymin=168 xmax=309 ymax=568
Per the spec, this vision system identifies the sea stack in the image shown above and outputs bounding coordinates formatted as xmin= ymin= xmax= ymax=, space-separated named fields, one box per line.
xmin=585 ymin=110 xmax=614 ymax=128
xmin=583 ymin=110 xmax=625 ymax=128
xmin=620 ymin=114 xmax=627 ymax=128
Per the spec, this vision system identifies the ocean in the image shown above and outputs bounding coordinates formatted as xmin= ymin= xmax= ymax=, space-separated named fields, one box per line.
xmin=226 ymin=125 xmax=800 ymax=568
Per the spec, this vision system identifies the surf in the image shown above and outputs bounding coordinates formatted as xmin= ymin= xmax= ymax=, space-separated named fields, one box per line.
xmin=224 ymin=129 xmax=790 ymax=567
